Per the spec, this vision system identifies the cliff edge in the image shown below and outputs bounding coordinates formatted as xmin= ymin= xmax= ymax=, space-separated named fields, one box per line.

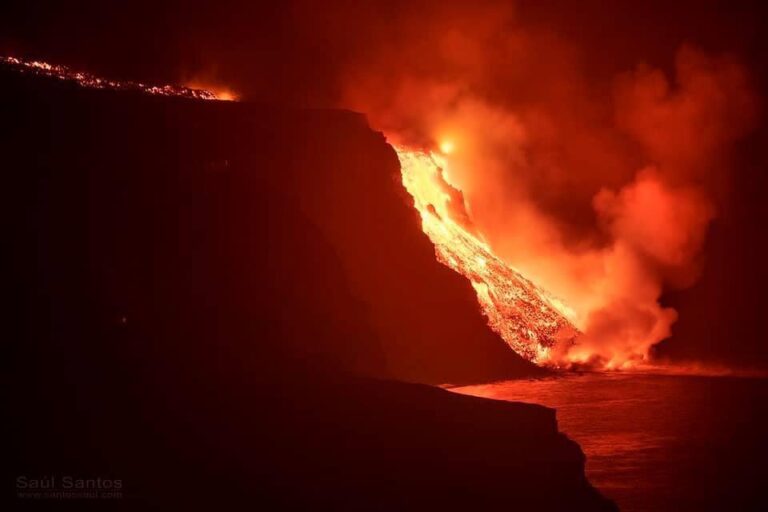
xmin=4 ymin=65 xmax=614 ymax=510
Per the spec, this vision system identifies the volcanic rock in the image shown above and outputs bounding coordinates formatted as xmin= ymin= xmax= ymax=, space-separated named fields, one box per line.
xmin=3 ymin=64 xmax=614 ymax=511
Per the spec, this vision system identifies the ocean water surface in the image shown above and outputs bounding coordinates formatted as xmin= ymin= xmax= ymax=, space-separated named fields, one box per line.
xmin=453 ymin=372 xmax=768 ymax=512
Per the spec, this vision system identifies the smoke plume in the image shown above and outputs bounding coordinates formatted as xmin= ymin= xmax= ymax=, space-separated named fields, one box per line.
xmin=333 ymin=2 xmax=758 ymax=367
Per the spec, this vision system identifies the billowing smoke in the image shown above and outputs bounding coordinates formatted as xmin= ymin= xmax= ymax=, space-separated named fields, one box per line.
xmin=332 ymin=2 xmax=758 ymax=367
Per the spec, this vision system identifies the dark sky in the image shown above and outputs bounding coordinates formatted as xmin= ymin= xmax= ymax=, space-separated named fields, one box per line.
xmin=2 ymin=0 xmax=768 ymax=369
xmin=2 ymin=1 xmax=766 ymax=105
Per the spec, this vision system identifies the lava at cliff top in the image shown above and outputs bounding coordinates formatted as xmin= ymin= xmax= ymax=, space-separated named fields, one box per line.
xmin=0 ymin=56 xmax=225 ymax=101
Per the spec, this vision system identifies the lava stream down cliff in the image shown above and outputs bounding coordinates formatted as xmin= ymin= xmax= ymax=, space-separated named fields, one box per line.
xmin=396 ymin=148 xmax=579 ymax=365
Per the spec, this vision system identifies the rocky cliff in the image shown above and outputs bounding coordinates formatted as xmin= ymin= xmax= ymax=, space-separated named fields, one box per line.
xmin=4 ymin=65 xmax=614 ymax=510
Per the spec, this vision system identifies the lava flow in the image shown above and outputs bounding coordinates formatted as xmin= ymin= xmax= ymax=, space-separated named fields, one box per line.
xmin=0 ymin=56 xmax=230 ymax=101
xmin=396 ymin=147 xmax=579 ymax=365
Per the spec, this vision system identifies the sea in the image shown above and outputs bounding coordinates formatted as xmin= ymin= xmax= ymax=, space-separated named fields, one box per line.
xmin=452 ymin=372 xmax=768 ymax=512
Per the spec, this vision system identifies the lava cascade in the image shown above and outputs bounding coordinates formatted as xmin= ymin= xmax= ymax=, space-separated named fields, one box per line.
xmin=397 ymin=148 xmax=579 ymax=364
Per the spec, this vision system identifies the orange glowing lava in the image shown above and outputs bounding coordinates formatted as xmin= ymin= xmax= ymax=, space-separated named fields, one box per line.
xmin=396 ymin=147 xmax=579 ymax=365
xmin=1 ymin=56 xmax=231 ymax=101
xmin=184 ymin=80 xmax=239 ymax=101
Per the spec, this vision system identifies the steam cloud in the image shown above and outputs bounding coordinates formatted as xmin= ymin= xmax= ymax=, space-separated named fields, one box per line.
xmin=331 ymin=1 xmax=758 ymax=367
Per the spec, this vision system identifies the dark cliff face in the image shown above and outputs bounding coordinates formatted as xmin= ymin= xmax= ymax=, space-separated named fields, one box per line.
xmin=4 ymin=68 xmax=613 ymax=511
xmin=2 ymin=64 xmax=540 ymax=386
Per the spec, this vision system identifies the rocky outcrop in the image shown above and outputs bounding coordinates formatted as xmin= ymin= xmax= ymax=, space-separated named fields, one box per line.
xmin=2 ymin=62 xmax=541 ymax=385
xmin=4 ymin=66 xmax=613 ymax=510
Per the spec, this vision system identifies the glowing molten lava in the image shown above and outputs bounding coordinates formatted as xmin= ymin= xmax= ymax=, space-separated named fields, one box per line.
xmin=1 ymin=56 xmax=230 ymax=101
xmin=397 ymin=147 xmax=579 ymax=365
